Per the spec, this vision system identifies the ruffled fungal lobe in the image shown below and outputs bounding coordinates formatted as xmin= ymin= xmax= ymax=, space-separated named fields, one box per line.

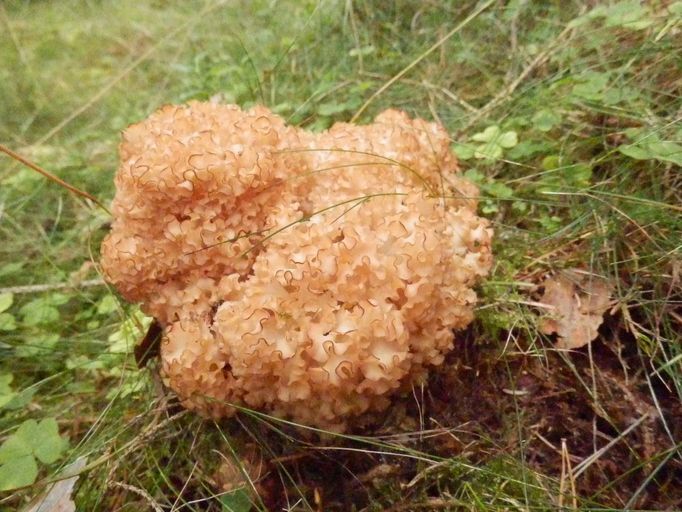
xmin=101 ymin=101 xmax=493 ymax=430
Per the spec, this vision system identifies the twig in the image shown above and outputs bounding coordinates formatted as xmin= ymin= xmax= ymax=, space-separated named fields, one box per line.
xmin=359 ymin=72 xmax=479 ymax=113
xmin=350 ymin=0 xmax=496 ymax=122
xmin=559 ymin=439 xmax=578 ymax=510
xmin=572 ymin=413 xmax=650 ymax=478
xmin=0 ymin=278 xmax=105 ymax=295
xmin=0 ymin=144 xmax=111 ymax=214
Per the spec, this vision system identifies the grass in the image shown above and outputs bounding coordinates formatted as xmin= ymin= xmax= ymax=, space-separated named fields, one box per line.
xmin=0 ymin=0 xmax=680 ymax=510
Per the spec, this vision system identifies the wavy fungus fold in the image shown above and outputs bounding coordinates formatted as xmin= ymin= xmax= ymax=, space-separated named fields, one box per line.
xmin=100 ymin=101 xmax=493 ymax=431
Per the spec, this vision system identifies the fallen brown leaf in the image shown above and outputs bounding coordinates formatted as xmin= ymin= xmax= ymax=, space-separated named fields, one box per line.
xmin=214 ymin=444 xmax=264 ymax=497
xmin=539 ymin=270 xmax=613 ymax=349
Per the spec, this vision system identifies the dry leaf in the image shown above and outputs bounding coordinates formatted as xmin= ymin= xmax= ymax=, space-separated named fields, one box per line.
xmin=539 ymin=270 xmax=613 ymax=349
xmin=24 ymin=456 xmax=87 ymax=512
xmin=214 ymin=445 xmax=263 ymax=494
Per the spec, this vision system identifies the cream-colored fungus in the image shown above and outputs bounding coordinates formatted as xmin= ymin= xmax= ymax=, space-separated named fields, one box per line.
xmin=101 ymin=101 xmax=493 ymax=430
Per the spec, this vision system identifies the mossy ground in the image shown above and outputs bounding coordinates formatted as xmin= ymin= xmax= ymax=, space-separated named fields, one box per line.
xmin=0 ymin=1 xmax=680 ymax=510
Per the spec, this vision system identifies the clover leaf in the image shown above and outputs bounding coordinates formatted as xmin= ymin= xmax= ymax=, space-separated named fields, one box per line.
xmin=532 ymin=110 xmax=561 ymax=132
xmin=221 ymin=488 xmax=253 ymax=512
xmin=0 ymin=418 xmax=68 ymax=491
xmin=0 ymin=293 xmax=16 ymax=332
xmin=0 ymin=293 xmax=12 ymax=313
xmin=0 ymin=313 xmax=16 ymax=331
xmin=619 ymin=129 xmax=682 ymax=166
xmin=453 ymin=125 xmax=518 ymax=162
xmin=0 ymin=374 xmax=16 ymax=409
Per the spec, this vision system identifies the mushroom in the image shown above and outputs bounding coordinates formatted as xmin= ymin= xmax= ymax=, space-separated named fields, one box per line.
xmin=100 ymin=101 xmax=493 ymax=430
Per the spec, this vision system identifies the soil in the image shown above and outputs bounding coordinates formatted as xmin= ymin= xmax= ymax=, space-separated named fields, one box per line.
xmin=242 ymin=315 xmax=682 ymax=511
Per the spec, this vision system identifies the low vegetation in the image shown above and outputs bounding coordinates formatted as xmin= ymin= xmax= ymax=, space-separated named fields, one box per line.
xmin=0 ymin=1 xmax=680 ymax=510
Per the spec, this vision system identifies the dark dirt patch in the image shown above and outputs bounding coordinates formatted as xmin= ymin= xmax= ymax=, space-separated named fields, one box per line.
xmin=232 ymin=314 xmax=682 ymax=511
xmin=100 ymin=311 xmax=681 ymax=511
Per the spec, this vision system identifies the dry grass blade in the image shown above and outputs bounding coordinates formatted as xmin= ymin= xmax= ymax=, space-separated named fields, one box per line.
xmin=350 ymin=0 xmax=495 ymax=123
xmin=32 ymin=0 xmax=230 ymax=146
xmin=458 ymin=20 xmax=578 ymax=133
xmin=572 ymin=413 xmax=650 ymax=479
xmin=0 ymin=144 xmax=110 ymax=214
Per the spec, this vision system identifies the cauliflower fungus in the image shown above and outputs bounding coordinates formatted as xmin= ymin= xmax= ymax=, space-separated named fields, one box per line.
xmin=100 ymin=101 xmax=493 ymax=430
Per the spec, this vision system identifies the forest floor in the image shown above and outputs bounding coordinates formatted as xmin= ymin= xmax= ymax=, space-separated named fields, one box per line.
xmin=0 ymin=1 xmax=680 ymax=510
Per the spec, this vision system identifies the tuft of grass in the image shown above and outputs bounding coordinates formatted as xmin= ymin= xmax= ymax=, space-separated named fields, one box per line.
xmin=1 ymin=0 xmax=680 ymax=510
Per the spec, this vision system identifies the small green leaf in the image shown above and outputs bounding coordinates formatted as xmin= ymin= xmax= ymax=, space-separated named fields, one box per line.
xmin=16 ymin=419 xmax=42 ymax=446
xmin=0 ymin=374 xmax=16 ymax=409
xmin=570 ymin=163 xmax=593 ymax=185
xmin=603 ymin=86 xmax=639 ymax=106
xmin=474 ymin=142 xmax=503 ymax=160
xmin=16 ymin=333 xmax=60 ymax=358
xmin=0 ymin=293 xmax=13 ymax=314
xmin=506 ymin=140 xmax=552 ymax=160
xmin=271 ymin=102 xmax=292 ymax=115
xmin=0 ymin=374 xmax=13 ymax=392
xmin=572 ymin=72 xmax=609 ymax=101
xmin=541 ymin=155 xmax=562 ymax=170
xmin=316 ymin=99 xmax=359 ymax=117
xmin=567 ymin=12 xmax=593 ymax=29
xmin=0 ymin=454 xmax=38 ymax=491
xmin=0 ymin=418 xmax=68 ymax=490
xmin=4 ymin=386 xmax=36 ymax=410
xmin=497 ymin=131 xmax=518 ymax=149
xmin=481 ymin=201 xmax=499 ymax=214
xmin=19 ymin=298 xmax=61 ymax=326
xmin=0 ymin=263 xmax=24 ymax=278
xmin=602 ymin=1 xmax=653 ymax=29
xmin=220 ymin=487 xmax=253 ymax=512
xmin=47 ymin=293 xmax=69 ymax=306
xmin=471 ymin=125 xmax=500 ymax=143
xmin=463 ymin=168 xmax=485 ymax=183
xmin=647 ymin=141 xmax=682 ymax=166
xmin=451 ymin=142 xmax=475 ymax=160
xmin=623 ymin=127 xmax=653 ymax=140
xmin=484 ymin=182 xmax=513 ymax=199
xmin=0 ymin=313 xmax=16 ymax=331
xmin=532 ymin=110 xmax=561 ymax=132
xmin=33 ymin=418 xmax=68 ymax=464
xmin=0 ymin=428 xmax=34 ymax=463
xmin=317 ymin=102 xmax=345 ymax=116
xmin=96 ymin=295 xmax=119 ymax=316
xmin=618 ymin=144 xmax=651 ymax=160
xmin=106 ymin=377 xmax=144 ymax=400
xmin=109 ymin=311 xmax=152 ymax=354
xmin=538 ymin=215 xmax=563 ymax=232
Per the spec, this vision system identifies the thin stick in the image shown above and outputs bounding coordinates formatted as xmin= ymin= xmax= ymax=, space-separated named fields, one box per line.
xmin=561 ymin=439 xmax=578 ymax=510
xmin=350 ymin=0 xmax=496 ymax=123
xmin=572 ymin=413 xmax=650 ymax=478
xmin=0 ymin=278 xmax=105 ymax=296
xmin=0 ymin=144 xmax=111 ymax=215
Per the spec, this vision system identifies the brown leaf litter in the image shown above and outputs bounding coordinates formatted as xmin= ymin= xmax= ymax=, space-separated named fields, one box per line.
xmin=539 ymin=270 xmax=614 ymax=349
